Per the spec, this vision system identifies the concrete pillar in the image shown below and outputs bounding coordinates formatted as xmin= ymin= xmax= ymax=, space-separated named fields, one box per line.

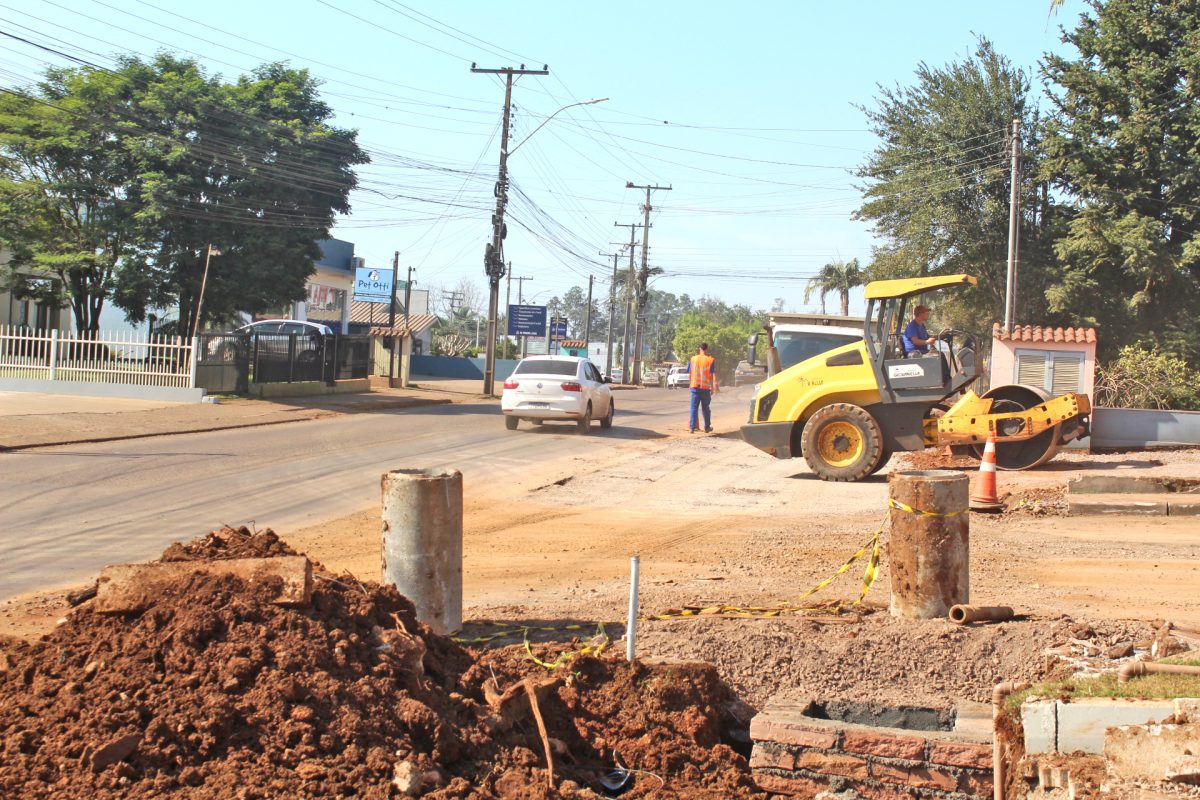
xmin=381 ymin=468 xmax=462 ymax=634
xmin=888 ymin=469 xmax=969 ymax=619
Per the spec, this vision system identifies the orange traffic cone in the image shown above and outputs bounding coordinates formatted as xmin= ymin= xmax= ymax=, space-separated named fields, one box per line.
xmin=969 ymin=432 xmax=1004 ymax=512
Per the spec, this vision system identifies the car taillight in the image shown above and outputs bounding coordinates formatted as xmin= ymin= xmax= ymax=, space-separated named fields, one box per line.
xmin=503 ymin=380 xmax=519 ymax=390
xmin=561 ymin=381 xmax=582 ymax=392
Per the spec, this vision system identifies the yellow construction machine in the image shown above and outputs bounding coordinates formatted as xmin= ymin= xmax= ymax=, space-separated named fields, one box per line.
xmin=740 ymin=274 xmax=1091 ymax=481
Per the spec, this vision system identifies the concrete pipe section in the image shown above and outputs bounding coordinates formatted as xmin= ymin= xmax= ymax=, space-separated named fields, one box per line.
xmin=381 ymin=467 xmax=463 ymax=635
xmin=949 ymin=605 xmax=1014 ymax=625
xmin=888 ymin=469 xmax=969 ymax=620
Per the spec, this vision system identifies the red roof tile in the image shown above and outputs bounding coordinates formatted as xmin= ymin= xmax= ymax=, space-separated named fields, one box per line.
xmin=991 ymin=323 xmax=1097 ymax=344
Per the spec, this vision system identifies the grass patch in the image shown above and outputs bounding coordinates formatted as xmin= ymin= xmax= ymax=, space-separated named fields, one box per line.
xmin=1006 ymin=657 xmax=1200 ymax=715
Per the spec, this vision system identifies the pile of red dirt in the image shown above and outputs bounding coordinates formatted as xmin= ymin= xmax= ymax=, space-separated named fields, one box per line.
xmin=0 ymin=527 xmax=759 ymax=799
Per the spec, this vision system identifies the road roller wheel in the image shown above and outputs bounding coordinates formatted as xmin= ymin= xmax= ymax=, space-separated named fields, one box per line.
xmin=969 ymin=384 xmax=1061 ymax=470
xmin=802 ymin=403 xmax=884 ymax=482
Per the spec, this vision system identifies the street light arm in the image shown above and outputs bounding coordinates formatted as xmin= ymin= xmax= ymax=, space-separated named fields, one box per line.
xmin=509 ymin=98 xmax=608 ymax=156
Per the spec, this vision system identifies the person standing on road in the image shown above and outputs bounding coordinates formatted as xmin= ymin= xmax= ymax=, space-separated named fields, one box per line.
xmin=903 ymin=304 xmax=935 ymax=357
xmin=685 ymin=342 xmax=718 ymax=433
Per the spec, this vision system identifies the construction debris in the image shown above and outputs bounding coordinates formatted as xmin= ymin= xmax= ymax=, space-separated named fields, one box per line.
xmin=0 ymin=527 xmax=759 ymax=799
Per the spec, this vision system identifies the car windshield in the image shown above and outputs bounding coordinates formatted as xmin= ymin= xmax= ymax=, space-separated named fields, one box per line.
xmin=514 ymin=360 xmax=577 ymax=376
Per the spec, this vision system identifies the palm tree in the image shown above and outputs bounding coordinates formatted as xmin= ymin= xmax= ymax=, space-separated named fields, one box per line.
xmin=804 ymin=259 xmax=863 ymax=316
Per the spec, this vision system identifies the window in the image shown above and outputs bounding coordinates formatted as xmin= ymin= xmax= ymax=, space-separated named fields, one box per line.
xmin=514 ymin=359 xmax=578 ymax=376
xmin=774 ymin=332 xmax=860 ymax=370
xmin=1014 ymin=349 xmax=1085 ymax=395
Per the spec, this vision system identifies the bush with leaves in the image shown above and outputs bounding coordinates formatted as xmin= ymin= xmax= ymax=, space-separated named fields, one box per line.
xmin=1094 ymin=346 xmax=1200 ymax=411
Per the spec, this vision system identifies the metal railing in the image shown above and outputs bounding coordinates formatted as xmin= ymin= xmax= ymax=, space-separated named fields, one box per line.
xmin=0 ymin=325 xmax=194 ymax=388
xmin=0 ymin=326 xmax=372 ymax=394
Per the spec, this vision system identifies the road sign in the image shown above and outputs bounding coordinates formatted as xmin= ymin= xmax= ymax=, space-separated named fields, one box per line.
xmin=550 ymin=319 xmax=568 ymax=340
xmin=508 ymin=305 xmax=547 ymax=337
xmin=354 ymin=267 xmax=393 ymax=303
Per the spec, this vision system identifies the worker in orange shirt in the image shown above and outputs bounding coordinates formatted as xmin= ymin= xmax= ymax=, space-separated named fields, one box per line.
xmin=685 ymin=342 xmax=718 ymax=433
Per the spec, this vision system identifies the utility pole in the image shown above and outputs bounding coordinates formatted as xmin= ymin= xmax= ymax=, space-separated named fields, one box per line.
xmin=626 ymin=182 xmax=671 ymax=384
xmin=472 ymin=62 xmax=549 ymax=394
xmin=614 ymin=222 xmax=644 ymax=381
xmin=402 ymin=265 xmax=414 ymax=385
xmin=600 ymin=249 xmax=623 ymax=379
xmin=503 ymin=262 xmax=512 ymax=360
xmin=584 ymin=274 xmax=594 ymax=352
xmin=388 ymin=250 xmax=399 ymax=382
xmin=1004 ymin=118 xmax=1021 ymax=335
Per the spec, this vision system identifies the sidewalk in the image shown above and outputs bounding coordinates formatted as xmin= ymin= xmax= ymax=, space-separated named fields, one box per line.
xmin=0 ymin=376 xmax=494 ymax=450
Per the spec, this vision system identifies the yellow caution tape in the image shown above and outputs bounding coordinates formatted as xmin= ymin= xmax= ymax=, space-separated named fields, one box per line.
xmin=465 ymin=499 xmax=950 ymax=632
xmin=453 ymin=620 xmax=596 ymax=646
xmin=649 ymin=513 xmax=888 ymax=620
xmin=887 ymin=498 xmax=967 ymax=518
xmin=523 ymin=623 xmax=610 ymax=671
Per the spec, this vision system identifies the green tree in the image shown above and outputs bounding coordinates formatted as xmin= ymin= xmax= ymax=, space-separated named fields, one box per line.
xmin=854 ymin=38 xmax=1060 ymax=332
xmin=0 ymin=55 xmax=367 ymax=336
xmin=0 ymin=63 xmax=148 ymax=331
xmin=1041 ymin=0 xmax=1200 ymax=362
xmin=672 ymin=309 xmax=762 ymax=381
xmin=803 ymin=259 xmax=863 ymax=316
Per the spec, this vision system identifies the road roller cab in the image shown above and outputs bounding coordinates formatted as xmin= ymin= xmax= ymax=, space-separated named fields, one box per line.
xmin=740 ymin=273 xmax=1091 ymax=481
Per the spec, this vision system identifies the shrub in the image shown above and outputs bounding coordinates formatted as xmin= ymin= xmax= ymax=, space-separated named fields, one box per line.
xmin=1094 ymin=345 xmax=1200 ymax=410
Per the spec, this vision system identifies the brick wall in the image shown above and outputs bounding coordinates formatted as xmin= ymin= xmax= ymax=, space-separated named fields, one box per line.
xmin=750 ymin=703 xmax=993 ymax=799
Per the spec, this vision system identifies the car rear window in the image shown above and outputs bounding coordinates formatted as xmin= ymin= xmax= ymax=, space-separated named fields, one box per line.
xmin=514 ymin=360 xmax=577 ymax=376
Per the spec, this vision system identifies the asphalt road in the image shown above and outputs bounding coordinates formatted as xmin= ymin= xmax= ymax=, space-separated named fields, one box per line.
xmin=0 ymin=387 xmax=714 ymax=601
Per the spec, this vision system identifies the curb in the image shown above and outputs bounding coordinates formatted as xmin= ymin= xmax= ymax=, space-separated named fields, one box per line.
xmin=0 ymin=397 xmax=452 ymax=452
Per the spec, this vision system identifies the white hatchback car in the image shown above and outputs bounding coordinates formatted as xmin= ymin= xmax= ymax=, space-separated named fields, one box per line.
xmin=666 ymin=364 xmax=690 ymax=389
xmin=501 ymin=356 xmax=614 ymax=434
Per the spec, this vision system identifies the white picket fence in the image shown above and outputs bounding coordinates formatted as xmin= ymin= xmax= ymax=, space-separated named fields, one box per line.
xmin=0 ymin=326 xmax=196 ymax=388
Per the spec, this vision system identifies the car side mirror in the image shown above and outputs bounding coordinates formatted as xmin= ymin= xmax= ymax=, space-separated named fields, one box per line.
xmin=603 ymin=376 xmax=612 ymax=384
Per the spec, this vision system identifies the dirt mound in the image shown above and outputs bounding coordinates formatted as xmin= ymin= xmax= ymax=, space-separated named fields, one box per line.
xmin=0 ymin=527 xmax=758 ymax=799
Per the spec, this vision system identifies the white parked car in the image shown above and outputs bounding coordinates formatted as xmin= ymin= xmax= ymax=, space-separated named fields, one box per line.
xmin=666 ymin=364 xmax=690 ymax=389
xmin=501 ymin=356 xmax=614 ymax=434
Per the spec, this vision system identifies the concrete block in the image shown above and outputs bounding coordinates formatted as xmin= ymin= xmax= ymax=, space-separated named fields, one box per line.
xmin=1056 ymin=698 xmax=1176 ymax=754
xmin=1067 ymin=495 xmax=1168 ymax=516
xmin=1105 ymin=723 xmax=1200 ymax=781
xmin=1068 ymin=475 xmax=1172 ymax=494
xmin=1022 ymin=698 xmax=1057 ymax=754
xmin=95 ymin=556 xmax=312 ymax=613
xmin=1168 ymin=499 xmax=1200 ymax=516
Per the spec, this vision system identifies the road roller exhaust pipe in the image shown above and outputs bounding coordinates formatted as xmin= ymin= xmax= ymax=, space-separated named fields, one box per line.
xmin=949 ymin=604 xmax=1014 ymax=625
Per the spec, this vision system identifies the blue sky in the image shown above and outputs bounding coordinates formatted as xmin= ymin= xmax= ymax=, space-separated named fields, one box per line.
xmin=2 ymin=0 xmax=1087 ymax=316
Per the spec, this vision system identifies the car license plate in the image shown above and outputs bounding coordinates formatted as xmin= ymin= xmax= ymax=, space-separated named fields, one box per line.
xmin=526 ymin=402 xmax=549 ymax=409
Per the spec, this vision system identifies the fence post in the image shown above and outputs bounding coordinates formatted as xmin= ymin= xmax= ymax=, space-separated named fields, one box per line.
xmin=49 ymin=329 xmax=59 ymax=381
xmin=189 ymin=336 xmax=199 ymax=389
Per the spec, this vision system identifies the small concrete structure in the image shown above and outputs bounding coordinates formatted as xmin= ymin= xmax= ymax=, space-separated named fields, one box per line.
xmin=1066 ymin=475 xmax=1200 ymax=516
xmin=990 ymin=324 xmax=1097 ymax=400
xmin=750 ymin=698 xmax=994 ymax=798
xmin=1021 ymin=697 xmax=1178 ymax=754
